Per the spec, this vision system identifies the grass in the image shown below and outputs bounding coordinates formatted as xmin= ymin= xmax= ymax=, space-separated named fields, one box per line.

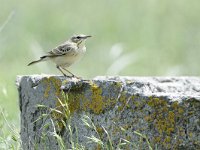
xmin=4 ymin=91 xmax=153 ymax=149
xmin=0 ymin=0 xmax=200 ymax=149
xmin=0 ymin=108 xmax=21 ymax=150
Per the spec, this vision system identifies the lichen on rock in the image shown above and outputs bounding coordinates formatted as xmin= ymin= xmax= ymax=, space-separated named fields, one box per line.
xmin=17 ymin=76 xmax=200 ymax=150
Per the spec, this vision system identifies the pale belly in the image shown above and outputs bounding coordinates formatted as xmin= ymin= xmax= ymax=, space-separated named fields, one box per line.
xmin=51 ymin=49 xmax=85 ymax=68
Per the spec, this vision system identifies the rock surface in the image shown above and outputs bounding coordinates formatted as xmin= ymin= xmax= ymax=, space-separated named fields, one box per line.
xmin=16 ymin=75 xmax=200 ymax=150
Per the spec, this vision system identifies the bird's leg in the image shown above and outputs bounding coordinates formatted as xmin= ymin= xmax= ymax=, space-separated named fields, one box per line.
xmin=61 ymin=67 xmax=80 ymax=78
xmin=56 ymin=66 xmax=70 ymax=77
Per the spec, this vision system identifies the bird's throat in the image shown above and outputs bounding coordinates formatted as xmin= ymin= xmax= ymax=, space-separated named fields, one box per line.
xmin=77 ymin=41 xmax=85 ymax=48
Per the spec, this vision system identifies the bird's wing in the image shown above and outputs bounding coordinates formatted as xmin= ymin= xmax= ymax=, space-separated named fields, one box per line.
xmin=47 ymin=42 xmax=77 ymax=56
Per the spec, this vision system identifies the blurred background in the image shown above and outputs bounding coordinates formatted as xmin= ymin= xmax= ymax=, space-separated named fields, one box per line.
xmin=0 ymin=0 xmax=200 ymax=146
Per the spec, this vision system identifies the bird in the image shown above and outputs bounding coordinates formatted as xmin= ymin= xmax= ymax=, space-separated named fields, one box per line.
xmin=28 ymin=34 xmax=91 ymax=78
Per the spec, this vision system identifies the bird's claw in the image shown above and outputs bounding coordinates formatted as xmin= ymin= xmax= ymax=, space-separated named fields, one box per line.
xmin=63 ymin=74 xmax=72 ymax=78
xmin=72 ymin=75 xmax=82 ymax=80
xmin=63 ymin=74 xmax=82 ymax=80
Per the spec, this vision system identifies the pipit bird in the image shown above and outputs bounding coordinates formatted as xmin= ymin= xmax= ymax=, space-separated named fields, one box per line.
xmin=28 ymin=34 xmax=91 ymax=78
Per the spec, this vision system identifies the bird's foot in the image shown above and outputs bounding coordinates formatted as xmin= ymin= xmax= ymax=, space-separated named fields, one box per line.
xmin=63 ymin=74 xmax=82 ymax=80
xmin=72 ymin=75 xmax=82 ymax=80
xmin=63 ymin=74 xmax=72 ymax=78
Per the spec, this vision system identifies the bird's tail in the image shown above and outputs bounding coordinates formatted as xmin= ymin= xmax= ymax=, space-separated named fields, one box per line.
xmin=27 ymin=56 xmax=48 ymax=66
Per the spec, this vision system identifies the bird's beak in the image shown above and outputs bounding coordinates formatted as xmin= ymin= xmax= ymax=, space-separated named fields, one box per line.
xmin=83 ymin=35 xmax=92 ymax=39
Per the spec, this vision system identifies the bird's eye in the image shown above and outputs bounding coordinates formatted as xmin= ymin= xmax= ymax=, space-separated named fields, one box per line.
xmin=77 ymin=36 xmax=81 ymax=39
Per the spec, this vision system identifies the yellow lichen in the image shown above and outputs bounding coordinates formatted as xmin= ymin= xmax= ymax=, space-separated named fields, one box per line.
xmin=118 ymin=93 xmax=135 ymax=112
xmin=67 ymin=92 xmax=82 ymax=114
xmin=147 ymin=97 xmax=185 ymax=148
xmin=96 ymin=126 xmax=104 ymax=136
xmin=84 ymin=82 xmax=104 ymax=114
xmin=42 ymin=77 xmax=62 ymax=98
xmin=154 ymin=137 xmax=161 ymax=142
xmin=115 ymin=81 xmax=123 ymax=89
xmin=96 ymin=144 xmax=102 ymax=150
xmin=44 ymin=85 xmax=51 ymax=98
xmin=41 ymin=77 xmax=67 ymax=131
xmin=118 ymin=92 xmax=127 ymax=111
xmin=189 ymin=132 xmax=193 ymax=137
xmin=65 ymin=80 xmax=122 ymax=115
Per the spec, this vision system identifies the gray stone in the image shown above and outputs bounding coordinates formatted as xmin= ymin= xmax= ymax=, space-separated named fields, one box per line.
xmin=16 ymin=75 xmax=200 ymax=150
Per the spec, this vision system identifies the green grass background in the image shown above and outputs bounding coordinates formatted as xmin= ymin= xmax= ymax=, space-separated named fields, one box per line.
xmin=0 ymin=0 xmax=200 ymax=146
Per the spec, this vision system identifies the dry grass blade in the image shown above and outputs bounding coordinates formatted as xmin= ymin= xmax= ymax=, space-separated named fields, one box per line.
xmin=86 ymin=135 xmax=104 ymax=146
xmin=0 ymin=11 xmax=15 ymax=33
xmin=101 ymin=126 xmax=113 ymax=150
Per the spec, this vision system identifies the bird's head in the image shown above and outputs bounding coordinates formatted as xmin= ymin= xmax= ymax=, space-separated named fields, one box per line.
xmin=70 ymin=34 xmax=92 ymax=45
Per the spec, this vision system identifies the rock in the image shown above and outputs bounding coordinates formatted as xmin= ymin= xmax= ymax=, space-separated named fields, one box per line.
xmin=16 ymin=75 xmax=200 ymax=150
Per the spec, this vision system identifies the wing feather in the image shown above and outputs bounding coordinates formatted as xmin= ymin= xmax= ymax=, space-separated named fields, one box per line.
xmin=47 ymin=42 xmax=77 ymax=56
